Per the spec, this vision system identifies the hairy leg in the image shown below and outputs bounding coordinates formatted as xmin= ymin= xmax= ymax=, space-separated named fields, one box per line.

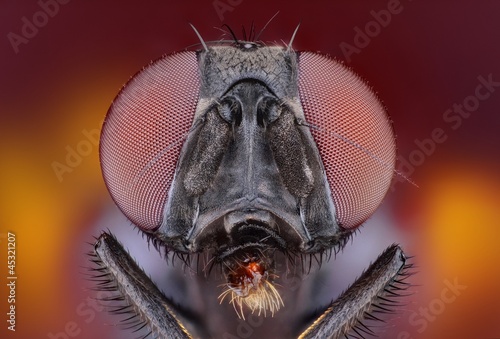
xmin=297 ymin=245 xmax=412 ymax=339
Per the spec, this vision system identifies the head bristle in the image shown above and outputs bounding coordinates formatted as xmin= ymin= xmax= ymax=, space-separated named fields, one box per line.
xmin=189 ymin=23 xmax=208 ymax=51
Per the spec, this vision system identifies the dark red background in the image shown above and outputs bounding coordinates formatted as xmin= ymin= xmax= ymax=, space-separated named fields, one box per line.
xmin=1 ymin=1 xmax=499 ymax=338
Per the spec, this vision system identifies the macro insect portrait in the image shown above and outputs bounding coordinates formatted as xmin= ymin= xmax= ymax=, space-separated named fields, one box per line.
xmin=88 ymin=23 xmax=413 ymax=339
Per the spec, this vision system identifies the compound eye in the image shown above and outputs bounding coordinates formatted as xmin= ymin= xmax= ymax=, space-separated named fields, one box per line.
xmin=298 ymin=52 xmax=396 ymax=229
xmin=100 ymin=51 xmax=200 ymax=231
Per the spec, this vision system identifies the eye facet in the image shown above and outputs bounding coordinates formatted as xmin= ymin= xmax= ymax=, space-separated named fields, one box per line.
xmin=100 ymin=51 xmax=200 ymax=231
xmin=297 ymin=52 xmax=396 ymax=230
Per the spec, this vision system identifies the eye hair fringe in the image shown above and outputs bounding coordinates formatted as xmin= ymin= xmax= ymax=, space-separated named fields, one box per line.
xmin=142 ymin=227 xmax=356 ymax=280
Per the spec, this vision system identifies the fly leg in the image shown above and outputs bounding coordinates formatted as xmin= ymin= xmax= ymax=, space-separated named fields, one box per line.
xmin=89 ymin=232 xmax=201 ymax=339
xmin=297 ymin=245 xmax=412 ymax=339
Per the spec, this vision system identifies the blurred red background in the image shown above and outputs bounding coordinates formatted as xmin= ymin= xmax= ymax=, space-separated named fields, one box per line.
xmin=1 ymin=1 xmax=499 ymax=338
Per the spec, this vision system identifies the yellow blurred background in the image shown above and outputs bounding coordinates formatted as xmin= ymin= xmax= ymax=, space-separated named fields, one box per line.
xmin=1 ymin=1 xmax=499 ymax=338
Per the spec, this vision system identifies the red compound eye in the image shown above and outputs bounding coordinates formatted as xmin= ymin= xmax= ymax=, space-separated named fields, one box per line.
xmin=100 ymin=49 xmax=395 ymax=233
xmin=298 ymin=52 xmax=396 ymax=229
xmin=100 ymin=51 xmax=200 ymax=231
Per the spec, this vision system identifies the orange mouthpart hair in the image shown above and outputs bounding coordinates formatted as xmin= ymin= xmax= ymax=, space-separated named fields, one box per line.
xmin=218 ymin=258 xmax=283 ymax=319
